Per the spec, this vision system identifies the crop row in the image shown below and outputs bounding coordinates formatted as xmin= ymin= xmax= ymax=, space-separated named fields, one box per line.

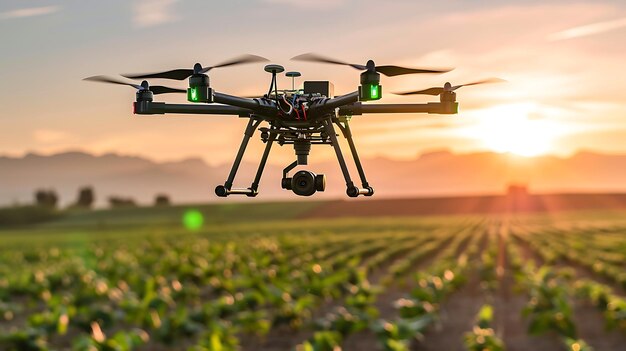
xmin=294 ymin=224 xmax=477 ymax=351
xmin=369 ymin=224 xmax=483 ymax=350
xmin=511 ymin=224 xmax=626 ymax=290
xmin=0 ymin=223 xmax=459 ymax=351
xmin=505 ymin=226 xmax=594 ymax=351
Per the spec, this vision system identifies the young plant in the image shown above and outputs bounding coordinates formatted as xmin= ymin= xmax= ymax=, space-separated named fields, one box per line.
xmin=463 ymin=305 xmax=505 ymax=351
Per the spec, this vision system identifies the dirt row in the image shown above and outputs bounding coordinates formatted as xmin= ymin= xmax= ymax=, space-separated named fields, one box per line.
xmin=240 ymin=233 xmax=456 ymax=351
xmin=410 ymin=225 xmax=489 ymax=351
xmin=509 ymin=226 xmax=626 ymax=351
xmin=341 ymin=230 xmax=463 ymax=350
xmin=249 ymin=220 xmax=626 ymax=351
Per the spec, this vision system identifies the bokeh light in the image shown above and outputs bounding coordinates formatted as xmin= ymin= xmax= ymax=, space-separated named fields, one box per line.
xmin=182 ymin=209 xmax=204 ymax=231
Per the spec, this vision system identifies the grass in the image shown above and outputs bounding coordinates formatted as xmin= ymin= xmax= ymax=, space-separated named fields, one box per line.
xmin=0 ymin=201 xmax=470 ymax=251
xmin=40 ymin=200 xmax=325 ymax=228
xmin=0 ymin=200 xmax=324 ymax=246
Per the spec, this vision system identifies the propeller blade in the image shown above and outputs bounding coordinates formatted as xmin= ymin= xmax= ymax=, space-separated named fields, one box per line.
xmin=395 ymin=87 xmax=444 ymax=96
xmin=84 ymin=75 xmax=184 ymax=95
xmin=375 ymin=65 xmax=452 ymax=77
xmin=291 ymin=53 xmax=451 ymax=76
xmin=123 ymin=69 xmax=194 ymax=81
xmin=394 ymin=78 xmax=506 ymax=96
xmin=83 ymin=75 xmax=142 ymax=89
xmin=150 ymin=86 xmax=186 ymax=95
xmin=291 ymin=53 xmax=366 ymax=70
xmin=124 ymin=54 xmax=269 ymax=80
xmin=451 ymin=78 xmax=506 ymax=91
xmin=199 ymin=54 xmax=270 ymax=73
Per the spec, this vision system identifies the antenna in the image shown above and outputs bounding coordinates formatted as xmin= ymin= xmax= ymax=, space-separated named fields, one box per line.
xmin=286 ymin=71 xmax=301 ymax=91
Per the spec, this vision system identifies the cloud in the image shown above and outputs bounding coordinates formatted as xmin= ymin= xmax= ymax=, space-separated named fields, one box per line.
xmin=0 ymin=5 xmax=59 ymax=19
xmin=133 ymin=0 xmax=180 ymax=28
xmin=260 ymin=0 xmax=345 ymax=9
xmin=549 ymin=16 xmax=626 ymax=41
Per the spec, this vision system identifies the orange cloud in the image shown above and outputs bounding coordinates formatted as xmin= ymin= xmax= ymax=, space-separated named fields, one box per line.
xmin=549 ymin=16 xmax=626 ymax=41
xmin=0 ymin=5 xmax=59 ymax=19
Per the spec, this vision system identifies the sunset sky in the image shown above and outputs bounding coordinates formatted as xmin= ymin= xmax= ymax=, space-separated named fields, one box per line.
xmin=1 ymin=0 xmax=625 ymax=165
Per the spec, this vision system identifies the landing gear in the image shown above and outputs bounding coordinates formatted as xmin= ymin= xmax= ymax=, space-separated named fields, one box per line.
xmin=323 ymin=117 xmax=374 ymax=197
xmin=215 ymin=118 xmax=272 ymax=197
xmin=215 ymin=115 xmax=374 ymax=197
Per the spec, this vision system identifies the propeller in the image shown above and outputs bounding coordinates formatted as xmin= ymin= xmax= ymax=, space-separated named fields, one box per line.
xmin=122 ymin=54 xmax=270 ymax=81
xmin=395 ymin=78 xmax=506 ymax=96
xmin=83 ymin=75 xmax=185 ymax=95
xmin=291 ymin=53 xmax=452 ymax=77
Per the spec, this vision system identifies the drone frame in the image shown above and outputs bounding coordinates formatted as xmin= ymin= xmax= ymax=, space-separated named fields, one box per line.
xmin=133 ymin=82 xmax=459 ymax=198
xmin=85 ymin=54 xmax=478 ymax=198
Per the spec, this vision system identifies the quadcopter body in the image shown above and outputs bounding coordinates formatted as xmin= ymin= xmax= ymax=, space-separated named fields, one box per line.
xmin=86 ymin=54 xmax=502 ymax=198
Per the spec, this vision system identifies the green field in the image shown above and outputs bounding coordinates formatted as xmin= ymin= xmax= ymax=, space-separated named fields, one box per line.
xmin=1 ymin=203 xmax=626 ymax=351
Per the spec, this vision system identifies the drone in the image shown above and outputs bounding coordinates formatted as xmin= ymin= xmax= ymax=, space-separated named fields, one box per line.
xmin=85 ymin=53 xmax=503 ymax=198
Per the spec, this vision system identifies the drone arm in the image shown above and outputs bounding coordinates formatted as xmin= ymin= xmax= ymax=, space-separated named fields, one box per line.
xmin=309 ymin=91 xmax=359 ymax=115
xmin=213 ymin=92 xmax=279 ymax=114
xmin=134 ymin=101 xmax=251 ymax=116
xmin=213 ymin=92 xmax=262 ymax=111
xmin=325 ymin=91 xmax=359 ymax=110
xmin=134 ymin=92 xmax=279 ymax=116
xmin=338 ymin=102 xmax=458 ymax=116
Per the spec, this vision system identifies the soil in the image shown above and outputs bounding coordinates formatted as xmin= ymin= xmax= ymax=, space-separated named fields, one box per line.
xmin=412 ymin=271 xmax=486 ymax=351
xmin=500 ymin=226 xmax=626 ymax=351
xmin=492 ymin=232 xmax=565 ymax=351
xmin=341 ymin=231 xmax=457 ymax=351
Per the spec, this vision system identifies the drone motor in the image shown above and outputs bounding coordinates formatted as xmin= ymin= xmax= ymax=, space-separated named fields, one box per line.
xmin=136 ymin=81 xmax=154 ymax=102
xmin=188 ymin=70 xmax=213 ymax=103
xmin=358 ymin=60 xmax=382 ymax=101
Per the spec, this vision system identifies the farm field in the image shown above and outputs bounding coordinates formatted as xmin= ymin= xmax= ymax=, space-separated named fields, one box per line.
xmin=1 ymin=205 xmax=626 ymax=351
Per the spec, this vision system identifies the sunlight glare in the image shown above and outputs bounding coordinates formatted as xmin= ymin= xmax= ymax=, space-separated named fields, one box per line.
xmin=463 ymin=103 xmax=559 ymax=157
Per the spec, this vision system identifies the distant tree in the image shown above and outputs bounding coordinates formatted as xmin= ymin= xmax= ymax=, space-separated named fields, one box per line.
xmin=108 ymin=196 xmax=137 ymax=209
xmin=154 ymin=194 xmax=171 ymax=207
xmin=34 ymin=189 xmax=58 ymax=208
xmin=75 ymin=186 xmax=95 ymax=209
xmin=35 ymin=190 xmax=46 ymax=206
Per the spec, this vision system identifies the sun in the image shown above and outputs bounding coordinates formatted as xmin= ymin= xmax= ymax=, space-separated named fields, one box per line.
xmin=464 ymin=103 xmax=557 ymax=157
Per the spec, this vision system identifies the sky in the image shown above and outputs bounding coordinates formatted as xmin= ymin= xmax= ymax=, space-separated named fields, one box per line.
xmin=1 ymin=0 xmax=625 ymax=165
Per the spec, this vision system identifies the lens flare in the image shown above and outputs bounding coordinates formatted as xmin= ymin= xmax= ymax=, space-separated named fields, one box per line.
xmin=182 ymin=209 xmax=204 ymax=231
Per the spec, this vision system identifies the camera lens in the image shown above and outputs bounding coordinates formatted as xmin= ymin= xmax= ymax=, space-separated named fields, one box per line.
xmin=291 ymin=170 xmax=317 ymax=196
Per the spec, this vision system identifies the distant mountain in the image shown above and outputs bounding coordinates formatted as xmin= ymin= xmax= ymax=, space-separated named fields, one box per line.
xmin=1 ymin=150 xmax=625 ymax=206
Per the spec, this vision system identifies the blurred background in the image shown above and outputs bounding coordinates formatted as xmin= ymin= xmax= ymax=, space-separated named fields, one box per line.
xmin=1 ymin=2 xmax=626 ymax=351
xmin=1 ymin=0 xmax=626 ymax=208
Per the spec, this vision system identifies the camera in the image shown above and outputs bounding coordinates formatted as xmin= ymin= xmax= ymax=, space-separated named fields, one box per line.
xmin=282 ymin=170 xmax=325 ymax=196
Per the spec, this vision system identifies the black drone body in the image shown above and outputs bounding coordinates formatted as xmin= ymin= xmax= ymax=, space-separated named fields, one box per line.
xmin=85 ymin=54 xmax=502 ymax=198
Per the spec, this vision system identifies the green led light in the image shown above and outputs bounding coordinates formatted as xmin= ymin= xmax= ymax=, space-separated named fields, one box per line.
xmin=183 ymin=209 xmax=204 ymax=231
xmin=190 ymin=87 xmax=199 ymax=101
xmin=188 ymin=86 xmax=212 ymax=103
xmin=370 ymin=85 xmax=379 ymax=99
xmin=360 ymin=84 xmax=381 ymax=101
